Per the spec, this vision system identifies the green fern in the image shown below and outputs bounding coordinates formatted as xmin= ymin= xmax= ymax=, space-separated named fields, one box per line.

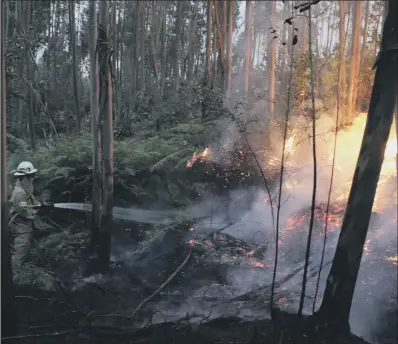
xmin=150 ymin=148 xmax=192 ymax=172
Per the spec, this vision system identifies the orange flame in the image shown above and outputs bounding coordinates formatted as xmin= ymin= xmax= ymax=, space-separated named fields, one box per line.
xmin=186 ymin=147 xmax=210 ymax=168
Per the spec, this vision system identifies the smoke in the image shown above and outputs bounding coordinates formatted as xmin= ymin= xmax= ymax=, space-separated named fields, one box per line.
xmin=193 ymin=109 xmax=397 ymax=342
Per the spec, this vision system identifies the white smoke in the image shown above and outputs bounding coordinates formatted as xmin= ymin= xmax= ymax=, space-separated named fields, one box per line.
xmin=192 ymin=107 xmax=397 ymax=342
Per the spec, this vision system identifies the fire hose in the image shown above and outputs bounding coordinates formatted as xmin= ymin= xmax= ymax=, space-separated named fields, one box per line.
xmin=8 ymin=202 xmax=54 ymax=227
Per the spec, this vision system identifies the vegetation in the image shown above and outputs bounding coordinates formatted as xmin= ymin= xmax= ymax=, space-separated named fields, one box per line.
xmin=1 ymin=1 xmax=396 ymax=343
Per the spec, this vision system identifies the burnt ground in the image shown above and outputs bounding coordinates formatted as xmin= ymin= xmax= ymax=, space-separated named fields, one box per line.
xmin=6 ymin=202 xmax=397 ymax=344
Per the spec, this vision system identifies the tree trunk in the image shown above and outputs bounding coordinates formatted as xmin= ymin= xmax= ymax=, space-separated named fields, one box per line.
xmin=360 ymin=1 xmax=369 ymax=67
xmin=5 ymin=0 xmax=10 ymax=46
xmin=205 ymin=0 xmax=213 ymax=86
xmin=327 ymin=2 xmax=336 ymax=56
xmin=279 ymin=3 xmax=288 ymax=87
xmin=139 ymin=2 xmax=146 ymax=93
xmin=212 ymin=17 xmax=217 ymax=90
xmin=268 ymin=1 xmax=276 ymax=116
xmin=89 ymin=0 xmax=102 ymax=255
xmin=356 ymin=0 xmax=370 ymax=111
xmin=214 ymin=1 xmax=225 ymax=90
xmin=25 ymin=0 xmax=36 ymax=150
xmin=347 ymin=1 xmax=362 ymax=124
xmin=112 ymin=0 xmax=119 ymax=127
xmin=97 ymin=0 xmax=114 ymax=269
xmin=159 ymin=1 xmax=167 ymax=98
xmin=173 ymin=1 xmax=184 ymax=94
xmin=1 ymin=1 xmax=18 ymax=336
xmin=119 ymin=1 xmax=126 ymax=108
xmin=150 ymin=1 xmax=160 ymax=88
xmin=338 ymin=1 xmax=347 ymax=126
xmin=13 ymin=0 xmax=19 ymax=36
xmin=131 ymin=2 xmax=139 ymax=112
xmin=325 ymin=4 xmax=332 ymax=56
xmin=187 ymin=2 xmax=198 ymax=83
xmin=251 ymin=30 xmax=257 ymax=67
xmin=243 ymin=0 xmax=252 ymax=96
xmin=68 ymin=0 xmax=81 ymax=132
xmin=226 ymin=0 xmax=233 ymax=94
xmin=317 ymin=0 xmax=397 ymax=335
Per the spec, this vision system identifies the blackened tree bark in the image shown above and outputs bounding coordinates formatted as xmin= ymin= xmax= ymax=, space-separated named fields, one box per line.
xmin=316 ymin=0 xmax=398 ymax=336
xmin=89 ymin=0 xmax=102 ymax=253
xmin=1 ymin=0 xmax=18 ymax=336
xmin=97 ymin=0 xmax=114 ymax=268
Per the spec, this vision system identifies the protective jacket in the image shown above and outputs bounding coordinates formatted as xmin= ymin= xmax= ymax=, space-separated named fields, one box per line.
xmin=9 ymin=180 xmax=40 ymax=267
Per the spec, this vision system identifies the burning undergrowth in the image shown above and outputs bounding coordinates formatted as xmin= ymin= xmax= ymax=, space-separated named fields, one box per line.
xmin=15 ymin=111 xmax=396 ymax=343
xmin=181 ymin=111 xmax=397 ymax=342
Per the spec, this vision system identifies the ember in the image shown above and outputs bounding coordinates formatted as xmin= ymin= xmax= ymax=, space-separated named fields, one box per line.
xmin=385 ymin=255 xmax=398 ymax=266
xmin=250 ymin=262 xmax=265 ymax=269
xmin=187 ymin=232 xmax=267 ymax=269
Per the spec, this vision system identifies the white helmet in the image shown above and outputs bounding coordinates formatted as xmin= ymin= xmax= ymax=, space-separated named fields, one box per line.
xmin=13 ymin=161 xmax=38 ymax=176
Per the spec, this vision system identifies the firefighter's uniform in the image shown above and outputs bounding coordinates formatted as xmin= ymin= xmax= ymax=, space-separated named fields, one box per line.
xmin=9 ymin=162 xmax=41 ymax=268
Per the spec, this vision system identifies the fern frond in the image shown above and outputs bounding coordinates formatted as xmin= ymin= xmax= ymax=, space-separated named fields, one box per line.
xmin=150 ymin=148 xmax=192 ymax=172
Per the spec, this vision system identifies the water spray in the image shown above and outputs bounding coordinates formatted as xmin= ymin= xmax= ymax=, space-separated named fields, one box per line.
xmin=52 ymin=202 xmax=183 ymax=224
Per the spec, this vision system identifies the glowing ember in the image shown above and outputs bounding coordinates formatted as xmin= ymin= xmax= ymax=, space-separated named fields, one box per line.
xmin=277 ymin=297 xmax=287 ymax=305
xmin=204 ymin=240 xmax=215 ymax=248
xmin=364 ymin=239 xmax=371 ymax=254
xmin=188 ymin=239 xmax=197 ymax=246
xmin=250 ymin=261 xmax=265 ymax=268
xmin=385 ymin=255 xmax=398 ymax=266
xmin=186 ymin=147 xmax=210 ymax=168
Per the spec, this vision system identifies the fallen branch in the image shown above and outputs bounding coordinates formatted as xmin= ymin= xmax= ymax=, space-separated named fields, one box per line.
xmin=2 ymin=329 xmax=83 ymax=341
xmin=94 ymin=248 xmax=192 ymax=320
xmin=15 ymin=295 xmax=77 ymax=313
xmin=1 ymin=311 xmax=213 ymax=342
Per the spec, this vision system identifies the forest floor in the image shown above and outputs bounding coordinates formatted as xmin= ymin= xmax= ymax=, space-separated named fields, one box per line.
xmin=5 ymin=110 xmax=397 ymax=344
xmin=9 ymin=211 xmax=396 ymax=344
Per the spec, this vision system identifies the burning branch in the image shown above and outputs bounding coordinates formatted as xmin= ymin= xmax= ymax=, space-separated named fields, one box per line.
xmin=186 ymin=147 xmax=210 ymax=168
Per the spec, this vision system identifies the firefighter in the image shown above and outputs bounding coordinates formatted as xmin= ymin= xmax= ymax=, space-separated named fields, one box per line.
xmin=9 ymin=161 xmax=42 ymax=268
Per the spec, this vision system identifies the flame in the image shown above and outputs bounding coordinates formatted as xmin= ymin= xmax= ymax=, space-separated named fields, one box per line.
xmin=285 ymin=135 xmax=296 ymax=154
xmin=274 ymin=113 xmax=396 ymax=267
xmin=186 ymin=147 xmax=210 ymax=168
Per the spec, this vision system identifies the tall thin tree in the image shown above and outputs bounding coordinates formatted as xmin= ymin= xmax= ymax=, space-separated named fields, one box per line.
xmin=68 ymin=0 xmax=81 ymax=132
xmin=298 ymin=4 xmax=317 ymax=317
xmin=268 ymin=1 xmax=276 ymax=116
xmin=226 ymin=0 xmax=233 ymax=94
xmin=243 ymin=0 xmax=252 ymax=96
xmin=316 ymin=0 xmax=397 ymax=335
xmin=347 ymin=1 xmax=363 ymax=124
xmin=1 ymin=0 xmax=17 ymax=336
xmin=205 ymin=0 xmax=213 ymax=86
xmin=97 ymin=0 xmax=114 ymax=268
xmin=90 ymin=0 xmax=102 ymax=254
